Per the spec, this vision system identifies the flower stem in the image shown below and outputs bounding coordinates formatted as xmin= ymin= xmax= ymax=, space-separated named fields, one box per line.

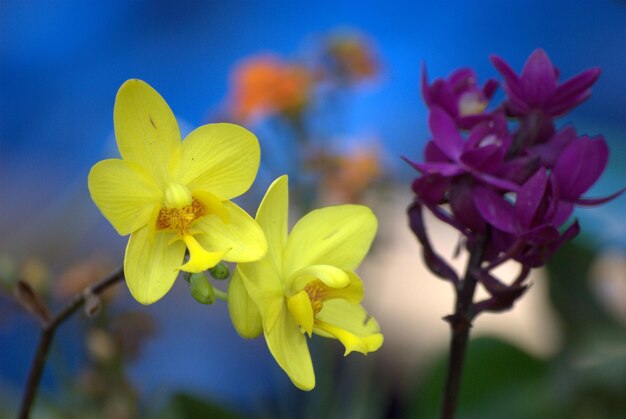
xmin=18 ymin=266 xmax=125 ymax=419
xmin=213 ymin=287 xmax=228 ymax=302
xmin=439 ymin=235 xmax=487 ymax=419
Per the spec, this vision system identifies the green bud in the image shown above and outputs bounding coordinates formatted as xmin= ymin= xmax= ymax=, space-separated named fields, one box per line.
xmin=208 ymin=262 xmax=230 ymax=280
xmin=189 ymin=273 xmax=215 ymax=305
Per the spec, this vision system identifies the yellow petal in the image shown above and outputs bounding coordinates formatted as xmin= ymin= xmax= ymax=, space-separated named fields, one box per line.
xmin=236 ymin=264 xmax=284 ymax=333
xmin=287 ymin=290 xmax=314 ymax=336
xmin=283 ymin=205 xmax=378 ymax=277
xmin=124 ymin=226 xmax=185 ymax=305
xmin=265 ymin=305 xmax=315 ymax=391
xmin=322 ymin=271 xmax=364 ymax=305
xmin=231 ymin=177 xmax=287 ymax=333
xmin=194 ymin=201 xmax=267 ymax=263
xmin=228 ymin=268 xmax=263 ymax=339
xmin=194 ymin=190 xmax=229 ymax=223
xmin=114 ymin=79 xmax=181 ymax=185
xmin=179 ymin=235 xmax=227 ymax=273
xmin=289 ymin=264 xmax=350 ymax=294
xmin=177 ymin=123 xmax=260 ymax=200
xmin=255 ymin=175 xmax=289 ymax=281
xmin=88 ymin=159 xmax=162 ymax=235
xmin=315 ymin=299 xmax=383 ymax=355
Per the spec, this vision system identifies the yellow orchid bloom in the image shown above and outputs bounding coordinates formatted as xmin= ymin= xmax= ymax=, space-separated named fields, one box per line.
xmin=88 ymin=79 xmax=267 ymax=305
xmin=228 ymin=175 xmax=383 ymax=390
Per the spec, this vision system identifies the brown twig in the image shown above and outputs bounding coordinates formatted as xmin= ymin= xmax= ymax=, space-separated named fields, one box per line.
xmin=18 ymin=266 xmax=125 ymax=419
xmin=439 ymin=235 xmax=487 ymax=419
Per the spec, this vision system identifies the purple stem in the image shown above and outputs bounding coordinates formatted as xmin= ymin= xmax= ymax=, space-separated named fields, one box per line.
xmin=439 ymin=234 xmax=487 ymax=419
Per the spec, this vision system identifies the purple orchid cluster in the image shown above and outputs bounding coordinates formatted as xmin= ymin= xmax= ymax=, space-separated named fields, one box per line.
xmin=407 ymin=49 xmax=622 ymax=315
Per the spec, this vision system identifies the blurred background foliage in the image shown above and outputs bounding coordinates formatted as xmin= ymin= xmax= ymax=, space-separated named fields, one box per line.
xmin=1 ymin=1 xmax=624 ymax=418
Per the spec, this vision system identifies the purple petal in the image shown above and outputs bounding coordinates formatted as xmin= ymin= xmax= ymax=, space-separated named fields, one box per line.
xmin=520 ymin=49 xmax=558 ymax=105
xmin=424 ymin=201 xmax=471 ymax=234
xmin=551 ymin=201 xmax=574 ymax=227
xmin=472 ymin=185 xmax=518 ymax=233
xmin=449 ymin=179 xmax=486 ymax=232
xmin=464 ymin=113 xmax=510 ymax=150
xmin=421 ymin=62 xmax=432 ymax=106
xmin=516 ymin=110 xmax=556 ymax=146
xmin=497 ymin=156 xmax=541 ymax=186
xmin=490 ymin=54 xmax=522 ymax=98
xmin=408 ymin=202 xmax=460 ymax=284
xmin=545 ymin=92 xmax=592 ymax=117
xmin=521 ymin=225 xmax=560 ymax=245
xmin=550 ymin=67 xmax=601 ymax=109
xmin=465 ymin=121 xmax=490 ymax=150
xmin=457 ymin=114 xmax=491 ymax=130
xmin=474 ymin=171 xmax=521 ymax=192
xmin=482 ymin=79 xmax=499 ymax=99
xmin=557 ymin=220 xmax=580 ymax=244
xmin=484 ymin=228 xmax=517 ymax=262
xmin=429 ymin=80 xmax=459 ymax=117
xmin=575 ymin=186 xmax=626 ymax=206
xmin=475 ymin=269 xmax=508 ymax=294
xmin=407 ymin=160 xmax=465 ymax=177
xmin=473 ymin=285 xmax=528 ymax=314
xmin=515 ymin=168 xmax=548 ymax=229
xmin=522 ymin=221 xmax=580 ymax=267
xmin=530 ymin=126 xmax=577 ymax=167
xmin=448 ymin=68 xmax=476 ymax=89
xmin=553 ymin=136 xmax=609 ymax=200
xmin=412 ymin=174 xmax=450 ymax=204
xmin=505 ymin=93 xmax=531 ymax=116
xmin=424 ymin=140 xmax=450 ymax=163
xmin=523 ymin=221 xmax=580 ymax=268
xmin=460 ymin=145 xmax=503 ymax=173
xmin=429 ymin=107 xmax=464 ymax=160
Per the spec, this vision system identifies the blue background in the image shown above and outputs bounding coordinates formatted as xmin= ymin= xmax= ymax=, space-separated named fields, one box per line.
xmin=1 ymin=0 xmax=625 ymax=415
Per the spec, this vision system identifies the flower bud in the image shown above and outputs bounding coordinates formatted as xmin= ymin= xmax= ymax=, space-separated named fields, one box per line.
xmin=189 ymin=273 xmax=215 ymax=305
xmin=208 ymin=262 xmax=230 ymax=280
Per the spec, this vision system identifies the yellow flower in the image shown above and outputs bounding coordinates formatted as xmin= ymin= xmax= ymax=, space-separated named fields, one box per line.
xmin=228 ymin=175 xmax=383 ymax=390
xmin=88 ymin=79 xmax=267 ymax=305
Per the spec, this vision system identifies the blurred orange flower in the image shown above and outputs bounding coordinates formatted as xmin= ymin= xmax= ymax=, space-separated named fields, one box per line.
xmin=324 ymin=33 xmax=380 ymax=84
xmin=321 ymin=145 xmax=383 ymax=204
xmin=229 ymin=55 xmax=312 ymax=121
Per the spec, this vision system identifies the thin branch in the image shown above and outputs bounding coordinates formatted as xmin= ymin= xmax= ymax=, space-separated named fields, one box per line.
xmin=18 ymin=266 xmax=125 ymax=419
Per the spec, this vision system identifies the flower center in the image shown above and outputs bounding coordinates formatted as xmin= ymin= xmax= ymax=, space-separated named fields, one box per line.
xmin=304 ymin=279 xmax=326 ymax=316
xmin=458 ymin=91 xmax=487 ymax=117
xmin=156 ymin=196 xmax=207 ymax=236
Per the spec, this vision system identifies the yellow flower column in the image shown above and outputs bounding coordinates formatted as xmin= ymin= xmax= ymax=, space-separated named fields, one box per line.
xmin=229 ymin=175 xmax=383 ymax=390
xmin=88 ymin=79 xmax=267 ymax=304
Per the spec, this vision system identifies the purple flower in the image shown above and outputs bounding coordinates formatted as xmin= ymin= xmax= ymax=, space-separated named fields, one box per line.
xmin=474 ymin=169 xmax=570 ymax=241
xmin=407 ymin=51 xmax=623 ymax=324
xmin=422 ymin=65 xmax=498 ymax=129
xmin=407 ymin=107 xmax=521 ymax=234
xmin=490 ymin=49 xmax=601 ymax=118
xmin=496 ymin=126 xmax=578 ymax=187
xmin=552 ymin=134 xmax=624 ymax=205
xmin=529 ymin=126 xmax=577 ymax=168
xmin=473 ymin=168 xmax=580 ymax=267
xmin=407 ymin=107 xmax=518 ymax=191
